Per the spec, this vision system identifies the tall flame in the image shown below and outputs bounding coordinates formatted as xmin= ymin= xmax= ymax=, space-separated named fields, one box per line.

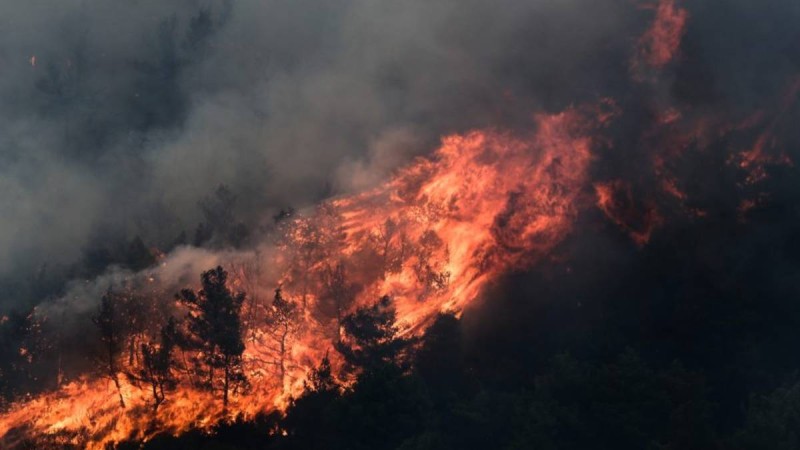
xmin=2 ymin=2 xmax=796 ymax=446
xmin=0 ymin=105 xmax=610 ymax=449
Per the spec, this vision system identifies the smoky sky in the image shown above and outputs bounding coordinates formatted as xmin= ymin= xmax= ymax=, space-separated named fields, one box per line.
xmin=0 ymin=0 xmax=798 ymax=313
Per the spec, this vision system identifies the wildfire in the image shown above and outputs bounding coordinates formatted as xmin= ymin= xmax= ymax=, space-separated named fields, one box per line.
xmin=1 ymin=2 xmax=797 ymax=448
xmin=0 ymin=105 xmax=610 ymax=449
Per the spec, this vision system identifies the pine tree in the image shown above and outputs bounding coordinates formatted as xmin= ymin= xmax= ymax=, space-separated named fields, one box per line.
xmin=334 ymin=296 xmax=413 ymax=375
xmin=318 ymin=262 xmax=355 ymax=335
xmin=176 ymin=266 xmax=247 ymax=407
xmin=305 ymin=355 xmax=338 ymax=394
xmin=138 ymin=317 xmax=177 ymax=411
xmin=265 ymin=288 xmax=300 ymax=390
xmin=92 ymin=290 xmax=126 ymax=408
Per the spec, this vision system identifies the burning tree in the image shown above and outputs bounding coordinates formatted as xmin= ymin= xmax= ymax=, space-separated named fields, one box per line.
xmin=283 ymin=206 xmax=346 ymax=309
xmin=118 ymin=289 xmax=157 ymax=369
xmin=176 ymin=266 xmax=247 ymax=407
xmin=265 ymin=288 xmax=300 ymax=390
xmin=411 ymin=230 xmax=451 ymax=298
xmin=317 ymin=262 xmax=356 ymax=336
xmin=194 ymin=185 xmax=250 ymax=248
xmin=334 ymin=296 xmax=413 ymax=374
xmin=305 ymin=355 xmax=338 ymax=394
xmin=369 ymin=218 xmax=410 ymax=278
xmin=135 ymin=317 xmax=178 ymax=411
xmin=92 ymin=289 xmax=126 ymax=408
xmin=231 ymin=250 xmax=265 ymax=344
xmin=0 ymin=310 xmax=47 ymax=404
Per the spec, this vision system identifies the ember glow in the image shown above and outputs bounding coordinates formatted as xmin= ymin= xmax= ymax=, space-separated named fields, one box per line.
xmin=633 ymin=0 xmax=688 ymax=71
xmin=1 ymin=1 xmax=798 ymax=449
xmin=594 ymin=180 xmax=662 ymax=247
xmin=0 ymin=105 xmax=612 ymax=448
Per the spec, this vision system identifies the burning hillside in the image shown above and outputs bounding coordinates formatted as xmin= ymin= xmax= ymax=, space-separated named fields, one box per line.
xmin=1 ymin=0 xmax=799 ymax=449
xmin=0 ymin=101 xmax=613 ymax=449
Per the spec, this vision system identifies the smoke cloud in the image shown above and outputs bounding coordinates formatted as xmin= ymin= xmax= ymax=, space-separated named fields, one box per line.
xmin=1 ymin=0 xmax=798 ymax=316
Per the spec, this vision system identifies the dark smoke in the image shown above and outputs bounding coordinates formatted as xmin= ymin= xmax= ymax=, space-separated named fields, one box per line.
xmin=0 ymin=0 xmax=798 ymax=357
xmin=1 ymin=1 xmax=800 ymax=447
xmin=0 ymin=0 xmax=651 ymax=312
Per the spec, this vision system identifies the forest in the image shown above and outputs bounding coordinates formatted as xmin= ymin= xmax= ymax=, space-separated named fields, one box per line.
xmin=2 ymin=0 xmax=800 ymax=448
xmin=3 ymin=164 xmax=800 ymax=449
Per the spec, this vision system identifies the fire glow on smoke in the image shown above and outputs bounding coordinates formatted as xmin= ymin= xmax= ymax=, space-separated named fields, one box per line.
xmin=0 ymin=102 xmax=609 ymax=449
xmin=1 ymin=0 xmax=797 ymax=448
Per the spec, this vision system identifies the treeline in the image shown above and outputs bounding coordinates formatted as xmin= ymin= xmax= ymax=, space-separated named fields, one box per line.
xmin=0 ymin=184 xmax=253 ymax=404
xmin=0 ymin=0 xmax=238 ymax=312
xmin=113 ymin=308 xmax=800 ymax=450
xmin=90 ymin=266 xmax=249 ymax=410
xmin=5 ymin=165 xmax=800 ymax=449
xmin=5 ymin=223 xmax=800 ymax=450
xmin=114 ymin=171 xmax=800 ymax=450
xmin=0 ymin=190 xmax=452 ymax=409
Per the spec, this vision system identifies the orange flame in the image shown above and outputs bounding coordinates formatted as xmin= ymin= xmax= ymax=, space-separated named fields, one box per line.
xmin=594 ymin=180 xmax=662 ymax=246
xmin=0 ymin=105 xmax=611 ymax=449
xmin=632 ymin=0 xmax=688 ymax=77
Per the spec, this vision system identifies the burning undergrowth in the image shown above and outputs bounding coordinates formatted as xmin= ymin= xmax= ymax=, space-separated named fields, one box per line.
xmin=1 ymin=0 xmax=800 ymax=448
xmin=1 ymin=102 xmax=612 ymax=448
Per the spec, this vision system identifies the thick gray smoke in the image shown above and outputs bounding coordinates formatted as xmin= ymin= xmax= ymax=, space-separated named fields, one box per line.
xmin=0 ymin=0 xmax=640 ymax=312
xmin=0 ymin=0 xmax=798 ymax=313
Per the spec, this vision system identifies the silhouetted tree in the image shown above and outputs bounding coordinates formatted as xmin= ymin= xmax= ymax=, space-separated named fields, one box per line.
xmin=92 ymin=290 xmax=126 ymax=408
xmin=176 ymin=266 xmax=247 ymax=407
xmin=117 ymin=290 xmax=155 ymax=368
xmin=0 ymin=310 xmax=47 ymax=403
xmin=306 ymin=355 xmax=338 ymax=394
xmin=230 ymin=253 xmax=264 ymax=344
xmin=415 ymin=313 xmax=466 ymax=403
xmin=282 ymin=356 xmax=341 ymax=449
xmin=318 ymin=262 xmax=356 ymax=335
xmin=288 ymin=218 xmax=328 ymax=310
xmin=137 ymin=318 xmax=178 ymax=411
xmin=82 ymin=245 xmax=114 ymax=277
xmin=194 ymin=185 xmax=249 ymax=248
xmin=412 ymin=230 xmax=450 ymax=297
xmin=494 ymin=351 xmax=715 ymax=450
xmin=732 ymin=379 xmax=800 ymax=450
xmin=265 ymin=288 xmax=300 ymax=389
xmin=126 ymin=236 xmax=156 ymax=271
xmin=370 ymin=218 xmax=410 ymax=278
xmin=284 ymin=206 xmax=346 ymax=310
xmin=335 ymin=296 xmax=413 ymax=375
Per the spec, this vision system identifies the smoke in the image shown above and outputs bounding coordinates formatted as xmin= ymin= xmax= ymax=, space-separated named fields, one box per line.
xmin=2 ymin=3 xmax=800 ymax=445
xmin=452 ymin=1 xmax=800 ymax=417
xmin=0 ymin=0 xmax=618 ymax=311
xmin=1 ymin=0 xmax=798 ymax=316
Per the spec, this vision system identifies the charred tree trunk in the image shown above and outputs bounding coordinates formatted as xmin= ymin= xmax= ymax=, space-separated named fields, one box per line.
xmin=180 ymin=348 xmax=197 ymax=388
xmin=112 ymin=371 xmax=125 ymax=408
xmin=128 ymin=335 xmax=137 ymax=366
xmin=208 ymin=363 xmax=215 ymax=391
xmin=94 ymin=291 xmax=127 ymax=409
xmin=301 ymin=270 xmax=309 ymax=311
xmin=279 ymin=326 xmax=288 ymax=389
xmin=336 ymin=296 xmax=345 ymax=343
xmin=223 ymin=355 xmax=230 ymax=409
xmin=150 ymin=378 xmax=164 ymax=412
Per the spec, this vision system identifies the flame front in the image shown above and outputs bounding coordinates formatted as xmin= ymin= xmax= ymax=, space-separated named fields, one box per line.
xmin=2 ymin=1 xmax=796 ymax=446
xmin=0 ymin=107 xmax=606 ymax=449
